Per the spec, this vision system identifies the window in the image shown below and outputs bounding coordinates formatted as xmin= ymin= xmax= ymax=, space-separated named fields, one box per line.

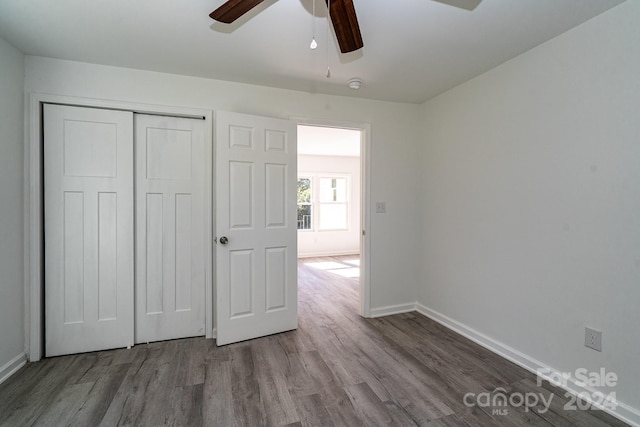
xmin=319 ymin=177 xmax=348 ymax=230
xmin=297 ymin=175 xmax=349 ymax=232
xmin=297 ymin=177 xmax=312 ymax=230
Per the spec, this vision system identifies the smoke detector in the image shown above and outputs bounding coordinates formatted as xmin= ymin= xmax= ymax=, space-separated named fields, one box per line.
xmin=348 ymin=78 xmax=362 ymax=90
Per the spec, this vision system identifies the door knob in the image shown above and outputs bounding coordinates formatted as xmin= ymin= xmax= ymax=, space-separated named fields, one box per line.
xmin=219 ymin=236 xmax=228 ymax=245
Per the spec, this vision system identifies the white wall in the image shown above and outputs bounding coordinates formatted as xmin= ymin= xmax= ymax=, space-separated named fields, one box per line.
xmin=0 ymin=37 xmax=26 ymax=382
xmin=418 ymin=1 xmax=639 ymax=420
xmin=298 ymin=155 xmax=361 ymax=257
xmin=24 ymin=56 xmax=422 ymax=313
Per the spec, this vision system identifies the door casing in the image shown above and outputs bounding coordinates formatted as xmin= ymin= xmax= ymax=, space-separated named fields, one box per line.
xmin=294 ymin=117 xmax=372 ymax=318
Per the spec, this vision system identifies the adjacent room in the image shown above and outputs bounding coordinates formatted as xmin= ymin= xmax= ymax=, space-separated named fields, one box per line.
xmin=0 ymin=0 xmax=638 ymax=425
xmin=297 ymin=124 xmax=363 ymax=303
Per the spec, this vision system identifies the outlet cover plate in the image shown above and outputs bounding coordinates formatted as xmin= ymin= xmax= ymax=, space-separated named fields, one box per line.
xmin=585 ymin=327 xmax=602 ymax=352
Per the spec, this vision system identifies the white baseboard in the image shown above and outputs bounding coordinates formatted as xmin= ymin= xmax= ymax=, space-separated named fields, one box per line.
xmin=0 ymin=352 xmax=27 ymax=385
xmin=415 ymin=302 xmax=640 ymax=427
xmin=369 ymin=302 xmax=416 ymax=318
xmin=297 ymin=251 xmax=360 ymax=259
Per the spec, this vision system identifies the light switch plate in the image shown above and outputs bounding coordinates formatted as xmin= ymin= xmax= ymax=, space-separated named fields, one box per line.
xmin=375 ymin=202 xmax=386 ymax=213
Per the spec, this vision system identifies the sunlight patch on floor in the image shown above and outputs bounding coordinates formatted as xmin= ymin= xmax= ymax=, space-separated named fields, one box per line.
xmin=329 ymin=267 xmax=360 ymax=278
xmin=303 ymin=259 xmax=360 ymax=278
xmin=303 ymin=261 xmax=348 ymax=270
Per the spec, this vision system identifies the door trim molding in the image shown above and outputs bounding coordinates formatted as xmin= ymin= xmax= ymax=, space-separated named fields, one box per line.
xmin=25 ymin=93 xmax=214 ymax=361
xmin=292 ymin=117 xmax=372 ymax=318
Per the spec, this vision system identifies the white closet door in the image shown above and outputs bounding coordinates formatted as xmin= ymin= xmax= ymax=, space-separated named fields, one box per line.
xmin=44 ymin=104 xmax=134 ymax=357
xmin=215 ymin=111 xmax=298 ymax=345
xmin=135 ymin=114 xmax=207 ymax=343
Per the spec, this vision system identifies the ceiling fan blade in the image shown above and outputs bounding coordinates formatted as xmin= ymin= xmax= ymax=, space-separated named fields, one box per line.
xmin=325 ymin=0 xmax=363 ymax=53
xmin=431 ymin=0 xmax=482 ymax=11
xmin=209 ymin=0 xmax=264 ymax=23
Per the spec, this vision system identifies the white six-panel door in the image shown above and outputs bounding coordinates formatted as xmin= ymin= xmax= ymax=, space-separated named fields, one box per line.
xmin=215 ymin=111 xmax=298 ymax=345
xmin=135 ymin=114 xmax=207 ymax=343
xmin=44 ymin=104 xmax=135 ymax=357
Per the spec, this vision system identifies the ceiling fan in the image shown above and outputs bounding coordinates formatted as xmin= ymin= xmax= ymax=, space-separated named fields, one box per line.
xmin=209 ymin=0 xmax=481 ymax=54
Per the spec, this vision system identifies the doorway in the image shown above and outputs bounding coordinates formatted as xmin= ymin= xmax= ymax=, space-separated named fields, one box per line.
xmin=296 ymin=124 xmax=365 ymax=311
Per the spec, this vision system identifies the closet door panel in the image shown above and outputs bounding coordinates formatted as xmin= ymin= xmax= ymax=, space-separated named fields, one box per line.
xmin=44 ymin=104 xmax=134 ymax=357
xmin=135 ymin=114 xmax=207 ymax=343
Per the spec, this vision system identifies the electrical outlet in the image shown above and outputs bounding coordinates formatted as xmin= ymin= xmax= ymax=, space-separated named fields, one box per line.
xmin=585 ymin=327 xmax=602 ymax=352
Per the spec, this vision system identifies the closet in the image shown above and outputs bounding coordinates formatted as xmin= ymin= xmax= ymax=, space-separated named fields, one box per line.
xmin=44 ymin=104 xmax=207 ymax=357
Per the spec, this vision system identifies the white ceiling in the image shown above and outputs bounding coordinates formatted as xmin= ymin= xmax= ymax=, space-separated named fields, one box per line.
xmin=298 ymin=125 xmax=360 ymax=157
xmin=0 ymin=0 xmax=625 ymax=104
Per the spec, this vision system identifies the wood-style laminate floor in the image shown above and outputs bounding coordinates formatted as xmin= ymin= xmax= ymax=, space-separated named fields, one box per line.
xmin=0 ymin=256 xmax=628 ymax=426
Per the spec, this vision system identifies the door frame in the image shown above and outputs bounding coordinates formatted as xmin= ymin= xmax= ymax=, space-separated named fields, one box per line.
xmin=293 ymin=117 xmax=372 ymax=318
xmin=25 ymin=93 xmax=214 ymax=361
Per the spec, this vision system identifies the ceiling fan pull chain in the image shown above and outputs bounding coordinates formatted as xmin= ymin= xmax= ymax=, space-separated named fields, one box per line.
xmin=326 ymin=0 xmax=331 ymax=78
xmin=310 ymin=0 xmax=318 ymax=49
